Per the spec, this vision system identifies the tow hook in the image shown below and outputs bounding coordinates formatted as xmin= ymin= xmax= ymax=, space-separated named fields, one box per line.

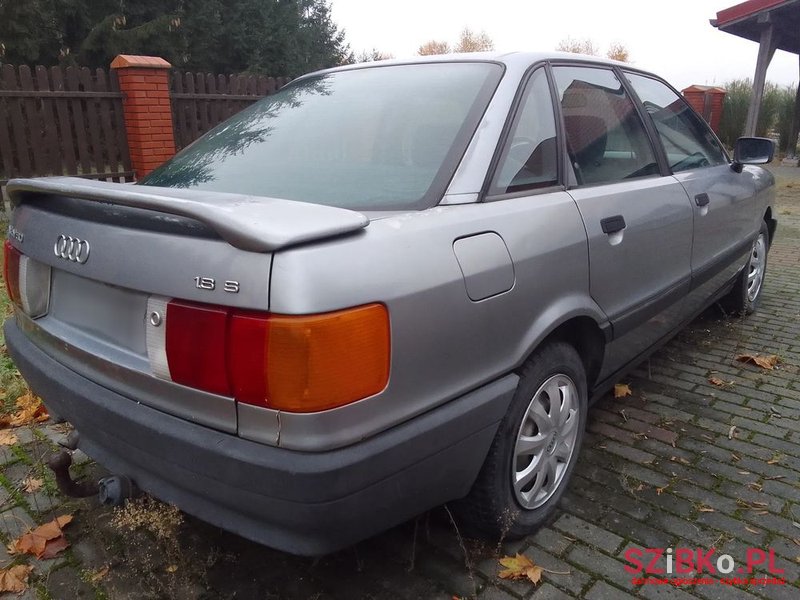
xmin=46 ymin=450 xmax=99 ymax=498
xmin=97 ymin=475 xmax=139 ymax=506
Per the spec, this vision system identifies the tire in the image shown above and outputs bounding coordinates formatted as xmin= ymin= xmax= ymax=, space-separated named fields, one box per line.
xmin=454 ymin=341 xmax=587 ymax=539
xmin=722 ymin=221 xmax=770 ymax=316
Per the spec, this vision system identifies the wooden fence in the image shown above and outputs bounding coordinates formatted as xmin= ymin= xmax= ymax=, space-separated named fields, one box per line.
xmin=0 ymin=65 xmax=134 ymax=196
xmin=170 ymin=72 xmax=292 ymax=149
xmin=0 ymin=64 xmax=292 ymax=211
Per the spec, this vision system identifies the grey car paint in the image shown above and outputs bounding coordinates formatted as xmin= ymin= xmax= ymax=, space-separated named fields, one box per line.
xmin=5 ymin=51 xmax=774 ymax=456
xmin=8 ymin=177 xmax=370 ymax=253
xmin=568 ymin=176 xmax=694 ymax=378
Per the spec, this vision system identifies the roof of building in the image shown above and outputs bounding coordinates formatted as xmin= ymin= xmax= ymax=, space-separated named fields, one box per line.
xmin=711 ymin=0 xmax=800 ymax=54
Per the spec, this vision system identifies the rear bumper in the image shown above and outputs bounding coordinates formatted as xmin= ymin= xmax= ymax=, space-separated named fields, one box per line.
xmin=5 ymin=318 xmax=516 ymax=555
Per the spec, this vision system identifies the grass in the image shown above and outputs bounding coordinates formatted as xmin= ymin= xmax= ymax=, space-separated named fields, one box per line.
xmin=0 ymin=220 xmax=29 ymax=413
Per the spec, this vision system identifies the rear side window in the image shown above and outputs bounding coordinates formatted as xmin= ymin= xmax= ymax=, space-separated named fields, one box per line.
xmin=490 ymin=68 xmax=558 ymax=195
xmin=141 ymin=63 xmax=502 ymax=211
xmin=624 ymin=73 xmax=728 ymax=172
xmin=552 ymin=66 xmax=659 ymax=186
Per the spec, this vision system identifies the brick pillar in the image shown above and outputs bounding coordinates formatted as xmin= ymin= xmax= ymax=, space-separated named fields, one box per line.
xmin=111 ymin=55 xmax=176 ymax=179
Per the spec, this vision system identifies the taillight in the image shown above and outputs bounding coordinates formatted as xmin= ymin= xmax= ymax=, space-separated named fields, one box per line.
xmin=147 ymin=299 xmax=390 ymax=413
xmin=3 ymin=241 xmax=51 ymax=318
xmin=4 ymin=241 xmax=21 ymax=305
xmin=263 ymin=305 xmax=390 ymax=412
xmin=166 ymin=301 xmax=231 ymax=396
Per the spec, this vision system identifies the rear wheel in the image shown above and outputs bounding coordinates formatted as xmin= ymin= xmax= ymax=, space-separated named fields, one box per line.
xmin=454 ymin=342 xmax=587 ymax=538
xmin=722 ymin=221 xmax=769 ymax=316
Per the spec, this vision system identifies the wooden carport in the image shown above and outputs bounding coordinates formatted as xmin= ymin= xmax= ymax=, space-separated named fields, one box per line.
xmin=711 ymin=0 xmax=800 ymax=155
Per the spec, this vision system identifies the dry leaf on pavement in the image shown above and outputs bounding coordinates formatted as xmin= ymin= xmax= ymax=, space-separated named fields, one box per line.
xmin=499 ymin=553 xmax=543 ymax=585
xmin=614 ymin=383 xmax=632 ymax=398
xmin=8 ymin=392 xmax=49 ymax=427
xmin=22 ymin=477 xmax=43 ymax=493
xmin=11 ymin=514 xmax=73 ymax=559
xmin=734 ymin=353 xmax=780 ymax=370
xmin=0 ymin=429 xmax=18 ymax=446
xmin=41 ymin=535 xmax=70 ymax=560
xmin=0 ymin=565 xmax=34 ymax=593
xmin=89 ymin=566 xmax=110 ymax=584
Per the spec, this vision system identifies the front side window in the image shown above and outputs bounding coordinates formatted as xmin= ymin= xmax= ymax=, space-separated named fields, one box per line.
xmin=142 ymin=63 xmax=503 ymax=211
xmin=490 ymin=68 xmax=558 ymax=195
xmin=624 ymin=73 xmax=728 ymax=172
xmin=552 ymin=66 xmax=659 ymax=186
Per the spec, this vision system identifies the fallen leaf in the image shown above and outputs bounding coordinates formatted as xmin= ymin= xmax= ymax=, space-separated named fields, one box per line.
xmin=735 ymin=353 xmax=780 ymax=370
xmin=614 ymin=383 xmax=632 ymax=399
xmin=767 ymin=457 xmax=781 ymax=465
xmin=745 ymin=526 xmax=760 ymax=534
xmin=22 ymin=477 xmax=43 ymax=493
xmin=498 ymin=553 xmax=543 ymax=585
xmin=166 ymin=564 xmax=178 ymax=573
xmin=656 ymin=486 xmax=666 ymax=495
xmin=8 ymin=392 xmax=49 ymax=427
xmin=41 ymin=535 xmax=69 ymax=559
xmin=731 ymin=453 xmax=741 ymax=462
xmin=89 ymin=566 xmax=110 ymax=584
xmin=0 ymin=429 xmax=18 ymax=446
xmin=0 ymin=565 xmax=33 ymax=593
xmin=11 ymin=514 xmax=73 ymax=559
xmin=708 ymin=376 xmax=733 ymax=387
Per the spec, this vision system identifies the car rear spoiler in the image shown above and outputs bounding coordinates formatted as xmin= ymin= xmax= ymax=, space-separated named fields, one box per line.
xmin=6 ymin=177 xmax=370 ymax=253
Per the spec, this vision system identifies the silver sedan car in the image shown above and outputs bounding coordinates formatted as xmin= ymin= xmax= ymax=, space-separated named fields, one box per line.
xmin=4 ymin=51 xmax=775 ymax=555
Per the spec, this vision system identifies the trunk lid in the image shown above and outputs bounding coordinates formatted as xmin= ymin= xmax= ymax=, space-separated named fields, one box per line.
xmin=6 ymin=177 xmax=370 ymax=432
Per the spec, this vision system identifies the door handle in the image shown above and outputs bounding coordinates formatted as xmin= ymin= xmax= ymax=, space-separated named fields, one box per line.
xmin=695 ymin=193 xmax=710 ymax=207
xmin=600 ymin=215 xmax=626 ymax=234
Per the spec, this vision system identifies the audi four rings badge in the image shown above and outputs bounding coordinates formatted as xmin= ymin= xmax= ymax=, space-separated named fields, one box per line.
xmin=54 ymin=235 xmax=91 ymax=264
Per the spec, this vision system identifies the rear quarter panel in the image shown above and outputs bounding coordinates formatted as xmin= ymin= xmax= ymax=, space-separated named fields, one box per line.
xmin=244 ymin=191 xmax=603 ymax=450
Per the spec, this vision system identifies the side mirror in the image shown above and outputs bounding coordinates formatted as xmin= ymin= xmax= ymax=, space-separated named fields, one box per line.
xmin=732 ymin=137 xmax=774 ymax=172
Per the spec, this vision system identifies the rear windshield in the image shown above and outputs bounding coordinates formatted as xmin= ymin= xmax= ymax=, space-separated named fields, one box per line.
xmin=141 ymin=63 xmax=502 ymax=210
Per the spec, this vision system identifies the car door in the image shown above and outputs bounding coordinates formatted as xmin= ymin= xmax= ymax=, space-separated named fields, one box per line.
xmin=623 ymin=72 xmax=757 ymax=315
xmin=551 ymin=65 xmax=695 ymax=379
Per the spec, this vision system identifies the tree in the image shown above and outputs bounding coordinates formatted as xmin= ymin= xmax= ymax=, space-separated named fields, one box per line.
xmin=453 ymin=27 xmax=494 ymax=53
xmin=555 ymin=37 xmax=630 ymax=62
xmin=606 ymin=42 xmax=629 ymax=62
xmin=417 ymin=40 xmax=451 ymax=56
xmin=556 ymin=37 xmax=598 ymax=56
xmin=354 ymin=48 xmax=393 ymax=63
xmin=0 ymin=0 xmax=351 ymax=76
xmin=417 ymin=28 xmax=493 ymax=56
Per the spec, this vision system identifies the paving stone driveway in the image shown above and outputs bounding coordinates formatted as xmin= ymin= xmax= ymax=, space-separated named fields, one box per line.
xmin=1 ymin=167 xmax=799 ymax=600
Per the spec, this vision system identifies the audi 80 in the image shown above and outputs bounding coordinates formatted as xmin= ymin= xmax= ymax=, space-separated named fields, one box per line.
xmin=3 ymin=52 xmax=775 ymax=555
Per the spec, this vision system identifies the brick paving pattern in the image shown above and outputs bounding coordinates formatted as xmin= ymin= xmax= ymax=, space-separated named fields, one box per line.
xmin=1 ymin=167 xmax=799 ymax=598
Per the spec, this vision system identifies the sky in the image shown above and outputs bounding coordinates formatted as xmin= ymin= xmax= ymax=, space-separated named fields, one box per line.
xmin=329 ymin=0 xmax=799 ymax=90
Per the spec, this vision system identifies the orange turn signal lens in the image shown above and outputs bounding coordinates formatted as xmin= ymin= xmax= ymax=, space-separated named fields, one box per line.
xmin=266 ymin=303 xmax=390 ymax=412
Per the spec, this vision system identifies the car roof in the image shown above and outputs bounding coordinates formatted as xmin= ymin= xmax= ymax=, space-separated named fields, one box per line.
xmin=297 ymin=51 xmax=637 ymax=82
